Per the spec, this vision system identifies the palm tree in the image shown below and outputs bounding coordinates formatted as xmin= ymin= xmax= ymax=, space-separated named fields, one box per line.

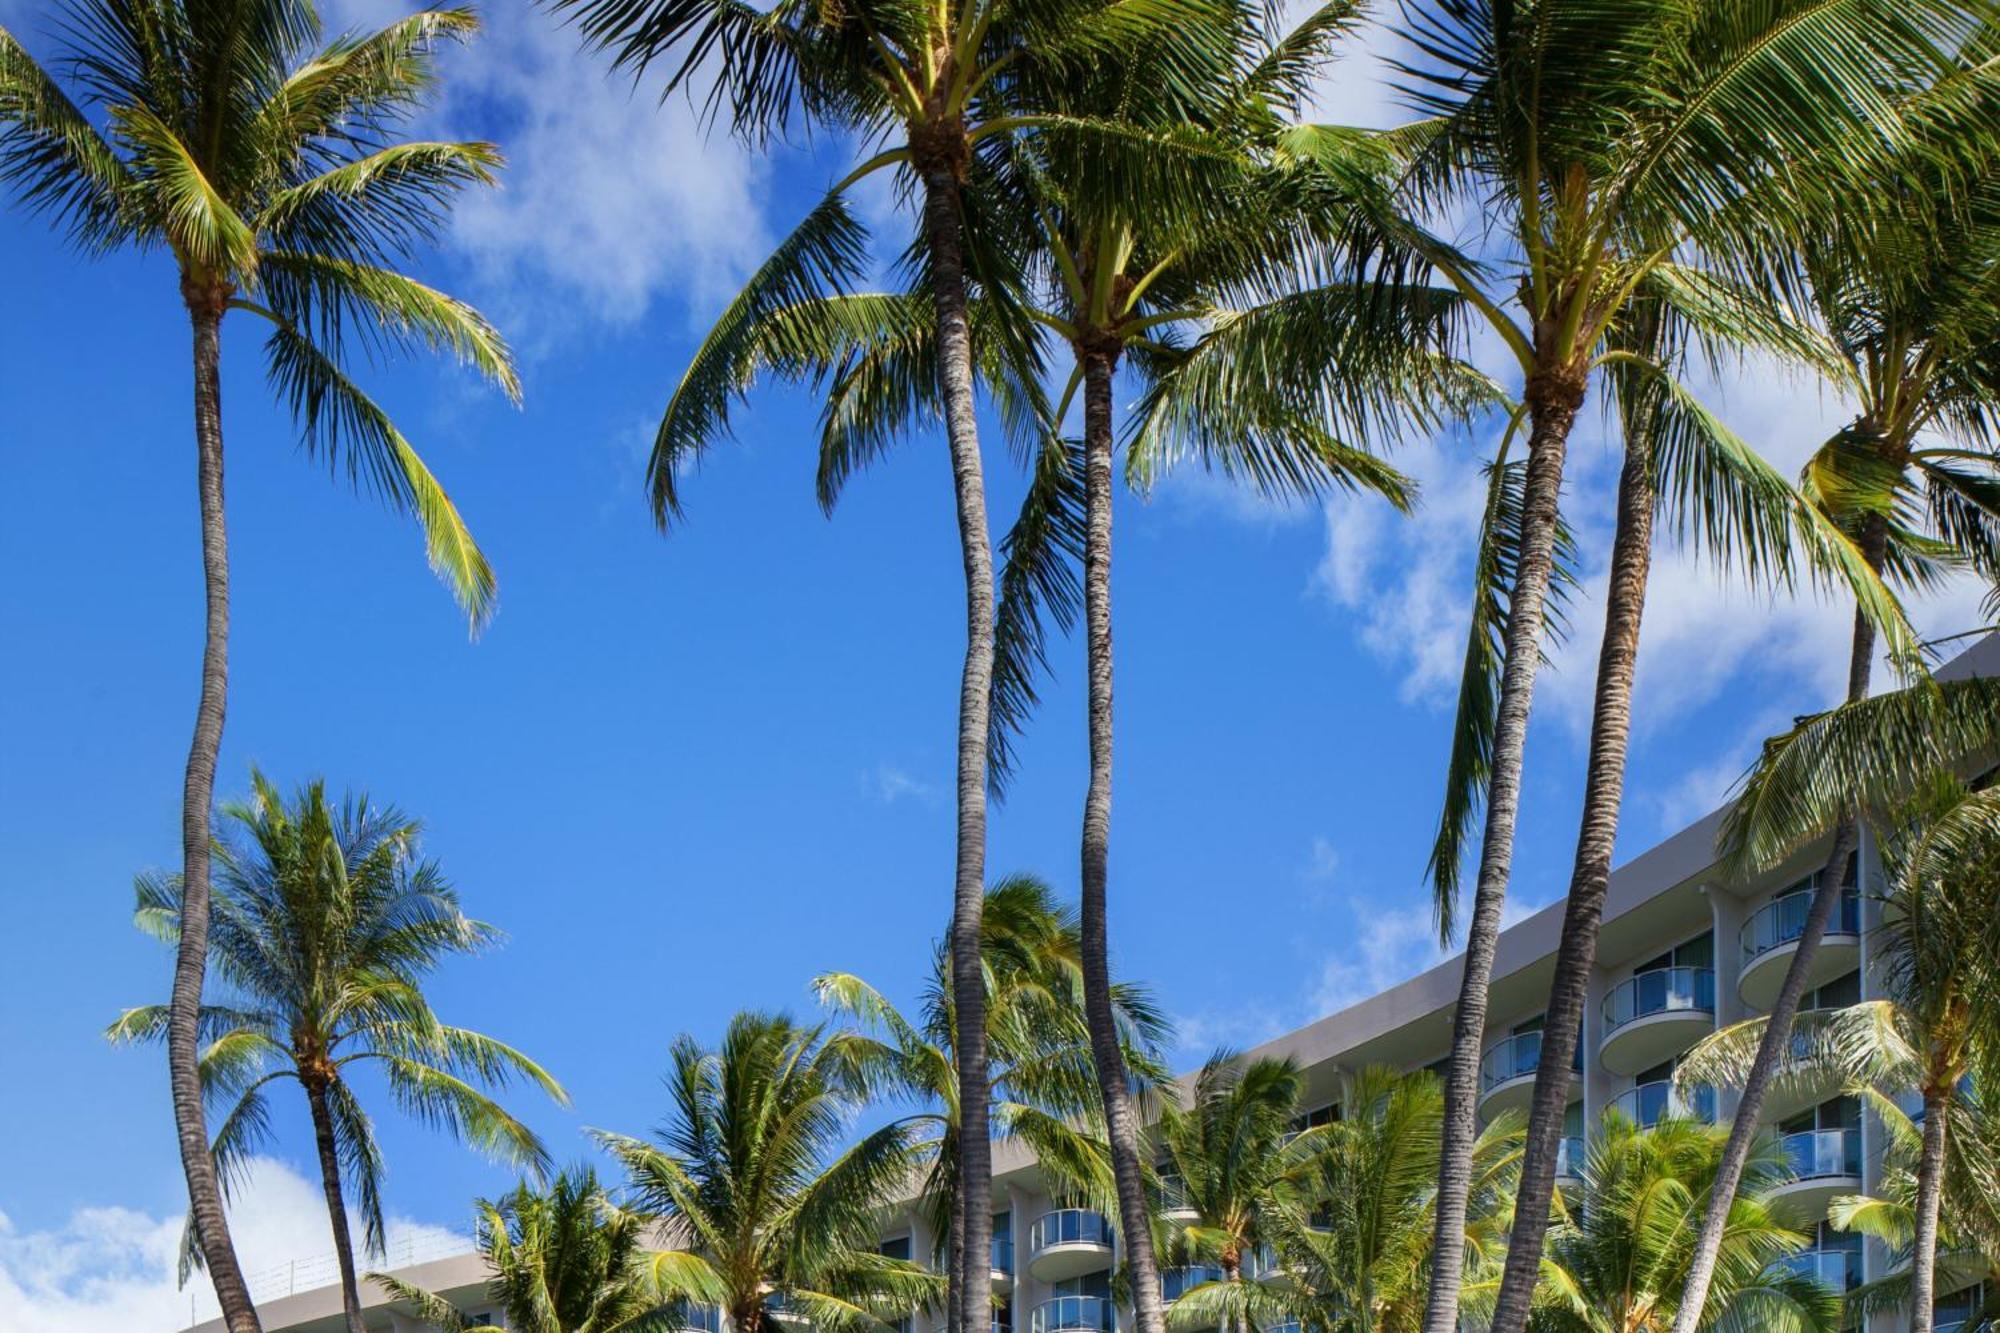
xmin=0 ymin=12 xmax=516 ymax=1325
xmin=596 ymin=1011 xmax=944 ymax=1333
xmin=1165 ymin=1066 xmax=1520 ymax=1333
xmin=1672 ymin=66 xmax=2000 ymax=1325
xmin=376 ymin=1166 xmax=670 ymax=1333
xmin=1385 ymin=0 xmax=1979 ymax=1322
xmin=815 ymin=873 xmax=1171 ymax=1333
xmin=1525 ymin=1115 xmax=1838 ymax=1333
xmin=537 ymin=7 xmax=1203 ymax=1324
xmin=1681 ymin=769 xmax=2000 ymax=1331
xmin=108 ymin=772 xmax=565 ymax=1333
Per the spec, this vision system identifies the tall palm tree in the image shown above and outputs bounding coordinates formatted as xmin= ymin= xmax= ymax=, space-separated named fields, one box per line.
xmin=376 ymin=1166 xmax=670 ymax=1333
xmin=1671 ymin=67 xmax=2000 ymax=1326
xmin=1526 ymin=1115 xmax=1838 ymax=1333
xmin=540 ymin=10 xmax=1221 ymax=1328
xmin=596 ymin=1012 xmax=944 ymax=1333
xmin=1682 ymin=769 xmax=2000 ymax=1332
xmin=1166 ymin=1066 xmax=1521 ymax=1333
xmin=108 ymin=772 xmax=565 ymax=1333
xmin=814 ymin=873 xmax=1171 ymax=1332
xmin=0 ymin=12 xmax=515 ymax=1325
xmin=1385 ymin=0 xmax=1978 ymax=1322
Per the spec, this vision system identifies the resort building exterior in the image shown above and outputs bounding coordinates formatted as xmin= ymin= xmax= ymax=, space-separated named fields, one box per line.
xmin=190 ymin=634 xmax=2000 ymax=1333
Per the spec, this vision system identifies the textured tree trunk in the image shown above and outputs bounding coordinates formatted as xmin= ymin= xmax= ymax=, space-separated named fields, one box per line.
xmin=920 ymin=162 xmax=995 ymax=1333
xmin=304 ymin=1077 xmax=368 ymax=1333
xmin=1910 ymin=1084 xmax=1949 ymax=1333
xmin=1666 ymin=513 xmax=1888 ymax=1333
xmin=1420 ymin=368 xmax=1583 ymax=1333
xmin=1486 ymin=422 xmax=1655 ymax=1333
xmin=1221 ymin=1252 xmax=1244 ymax=1333
xmin=1078 ymin=349 xmax=1167 ymax=1333
xmin=172 ymin=292 xmax=261 ymax=1333
xmin=947 ymin=1177 xmax=966 ymax=1333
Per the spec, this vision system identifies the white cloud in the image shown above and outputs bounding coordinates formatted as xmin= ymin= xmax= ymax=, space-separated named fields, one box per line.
xmin=1302 ymin=837 xmax=1341 ymax=884
xmin=869 ymin=763 xmax=940 ymax=806
xmin=0 ymin=1158 xmax=467 ymax=1333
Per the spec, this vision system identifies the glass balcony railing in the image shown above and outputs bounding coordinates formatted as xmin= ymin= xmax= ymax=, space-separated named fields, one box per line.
xmin=1480 ymin=1030 xmax=1582 ymax=1091
xmin=1243 ymin=1243 xmax=1277 ymax=1280
xmin=1028 ymin=1210 xmax=1113 ymax=1256
xmin=993 ymin=1234 xmax=1014 ymax=1274
xmin=1030 ymin=1297 xmax=1115 ymax=1333
xmin=1555 ymin=1136 xmax=1585 ymax=1179
xmin=1780 ymin=1127 xmax=1861 ymax=1181
xmin=1603 ymin=967 xmax=1715 ymax=1031
xmin=1158 ymin=1174 xmax=1193 ymax=1213
xmin=1779 ymin=1249 xmax=1863 ymax=1292
xmin=1161 ymin=1265 xmax=1225 ymax=1303
xmin=1743 ymin=888 xmax=1861 ymax=963
xmin=1608 ymin=1080 xmax=1716 ymax=1127
xmin=672 ymin=1303 xmax=724 ymax=1333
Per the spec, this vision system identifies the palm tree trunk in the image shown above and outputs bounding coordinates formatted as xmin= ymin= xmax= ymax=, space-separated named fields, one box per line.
xmin=1486 ymin=424 xmax=1655 ymax=1333
xmin=947 ymin=1181 xmax=966 ymax=1333
xmin=1910 ymin=1084 xmax=1950 ymax=1333
xmin=171 ymin=290 xmax=261 ymax=1333
xmin=1078 ymin=348 xmax=1168 ymax=1333
xmin=304 ymin=1076 xmax=368 ymax=1333
xmin=1666 ymin=512 xmax=1888 ymax=1333
xmin=1420 ymin=368 xmax=1584 ymax=1333
xmin=919 ymin=160 xmax=995 ymax=1333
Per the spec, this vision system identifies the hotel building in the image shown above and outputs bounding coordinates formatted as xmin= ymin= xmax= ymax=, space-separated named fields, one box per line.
xmin=191 ymin=634 xmax=2000 ymax=1333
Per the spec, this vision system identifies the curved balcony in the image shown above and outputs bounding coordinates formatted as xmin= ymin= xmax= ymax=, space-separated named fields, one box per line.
xmin=1158 ymin=1173 xmax=1197 ymax=1220
xmin=1161 ymin=1264 xmax=1225 ymax=1303
xmin=1779 ymin=1248 xmax=1862 ymax=1293
xmin=1607 ymin=1080 xmax=1716 ymax=1128
xmin=672 ymin=1303 xmax=724 ymax=1333
xmin=1479 ymin=1031 xmax=1582 ymax=1120
xmin=1599 ymin=967 xmax=1715 ymax=1075
xmin=1554 ymin=1135 xmax=1585 ymax=1189
xmin=1030 ymin=1297 xmax=1115 ymax=1333
xmin=1769 ymin=1127 xmax=1863 ymax=1219
xmin=1027 ymin=1210 xmax=1114 ymax=1282
xmin=765 ymin=1292 xmax=809 ymax=1325
xmin=1740 ymin=888 xmax=1861 ymax=1011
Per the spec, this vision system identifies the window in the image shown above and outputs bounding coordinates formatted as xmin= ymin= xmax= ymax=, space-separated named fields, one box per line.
xmin=1804 ymin=970 xmax=1862 ymax=1010
xmin=880 ymin=1235 xmax=912 ymax=1261
xmin=1291 ymin=1102 xmax=1339 ymax=1132
xmin=1512 ymin=1014 xmax=1545 ymax=1035
xmin=1634 ymin=931 xmax=1712 ymax=974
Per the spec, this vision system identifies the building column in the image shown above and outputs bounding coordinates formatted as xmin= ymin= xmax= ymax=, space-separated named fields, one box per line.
xmin=1706 ymin=884 xmax=1749 ymax=1123
xmin=1582 ymin=961 xmax=1614 ymax=1136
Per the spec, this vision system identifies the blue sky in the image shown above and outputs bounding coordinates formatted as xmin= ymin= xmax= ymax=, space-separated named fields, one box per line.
xmin=0 ymin=2 xmax=1988 ymax=1327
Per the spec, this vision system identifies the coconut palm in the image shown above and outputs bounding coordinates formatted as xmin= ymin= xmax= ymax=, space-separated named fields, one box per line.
xmin=1385 ymin=0 xmax=1979 ymax=1322
xmin=814 ymin=873 xmax=1171 ymax=1328
xmin=539 ymin=9 xmax=1227 ymax=1326
xmin=375 ymin=1166 xmax=670 ymax=1333
xmin=0 ymin=11 xmax=515 ymax=1323
xmin=1523 ymin=1115 xmax=1837 ymax=1333
xmin=1165 ymin=1066 xmax=1520 ymax=1333
xmin=1681 ymin=770 xmax=2000 ymax=1331
xmin=107 ymin=772 xmax=565 ymax=1333
xmin=1673 ymin=63 xmax=2000 ymax=1322
xmin=595 ymin=1012 xmax=943 ymax=1333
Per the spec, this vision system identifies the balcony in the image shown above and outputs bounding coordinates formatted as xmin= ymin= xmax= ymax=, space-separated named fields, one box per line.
xmin=1158 ymin=1173 xmax=1197 ymax=1220
xmin=1778 ymin=1248 xmax=1862 ymax=1293
xmin=765 ymin=1292 xmax=809 ymax=1325
xmin=1740 ymin=888 xmax=1861 ymax=1011
xmin=1554 ymin=1135 xmax=1585 ymax=1189
xmin=1161 ymin=1265 xmax=1224 ymax=1303
xmin=1607 ymin=1080 xmax=1716 ymax=1128
xmin=1599 ymin=967 xmax=1715 ymax=1075
xmin=1030 ymin=1297 xmax=1115 ymax=1333
xmin=1027 ymin=1210 xmax=1114 ymax=1282
xmin=672 ymin=1304 xmax=725 ymax=1333
xmin=1769 ymin=1128 xmax=1862 ymax=1219
xmin=1479 ymin=1030 xmax=1582 ymax=1119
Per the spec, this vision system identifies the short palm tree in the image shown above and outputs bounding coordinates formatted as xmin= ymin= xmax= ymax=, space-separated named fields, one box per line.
xmin=595 ymin=1011 xmax=943 ymax=1333
xmin=1525 ymin=1116 xmax=1837 ymax=1333
xmin=108 ymin=772 xmax=566 ymax=1333
xmin=1384 ymin=0 xmax=1982 ymax=1322
xmin=0 ymin=12 xmax=516 ymax=1324
xmin=376 ymin=1166 xmax=669 ymax=1333
xmin=816 ymin=874 xmax=1170 ymax=1333
xmin=1683 ymin=769 xmax=2000 ymax=1331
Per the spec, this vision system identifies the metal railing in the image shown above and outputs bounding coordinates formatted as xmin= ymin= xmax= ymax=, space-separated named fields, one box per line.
xmin=1480 ymin=1030 xmax=1581 ymax=1091
xmin=1743 ymin=888 xmax=1861 ymax=963
xmin=1603 ymin=967 xmax=1715 ymax=1031
xmin=672 ymin=1302 xmax=726 ymax=1333
xmin=1607 ymin=1080 xmax=1717 ymax=1127
xmin=236 ymin=1230 xmax=477 ymax=1306
xmin=1028 ymin=1209 xmax=1113 ymax=1255
xmin=1030 ymin=1296 xmax=1116 ymax=1333
xmin=1779 ymin=1249 xmax=1862 ymax=1292
xmin=1161 ymin=1265 xmax=1225 ymax=1303
xmin=1780 ymin=1127 xmax=1862 ymax=1181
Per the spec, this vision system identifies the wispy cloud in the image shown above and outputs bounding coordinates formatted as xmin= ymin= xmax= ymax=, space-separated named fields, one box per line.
xmin=868 ymin=763 xmax=940 ymax=807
